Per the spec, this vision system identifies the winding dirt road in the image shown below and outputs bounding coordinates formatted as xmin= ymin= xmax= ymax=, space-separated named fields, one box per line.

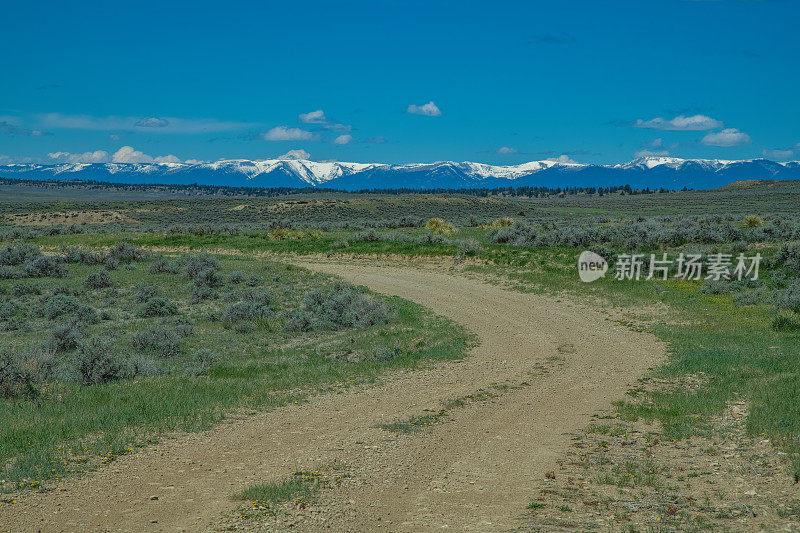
xmin=1 ymin=259 xmax=665 ymax=532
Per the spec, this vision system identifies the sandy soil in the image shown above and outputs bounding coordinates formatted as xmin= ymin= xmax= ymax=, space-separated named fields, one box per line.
xmin=0 ymin=259 xmax=665 ymax=532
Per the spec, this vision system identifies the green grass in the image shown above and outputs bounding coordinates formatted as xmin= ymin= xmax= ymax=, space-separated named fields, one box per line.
xmin=5 ymin=185 xmax=800 ymax=489
xmin=234 ymin=477 xmax=317 ymax=506
xmin=463 ymin=248 xmax=800 ymax=478
xmin=0 ymin=248 xmax=471 ymax=488
xmin=115 ymin=228 xmax=800 ymax=481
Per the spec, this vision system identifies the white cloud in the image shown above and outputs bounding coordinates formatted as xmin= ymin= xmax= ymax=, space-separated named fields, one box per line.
xmin=184 ymin=159 xmax=205 ymax=165
xmin=325 ymin=122 xmax=352 ymax=133
xmin=407 ymin=101 xmax=441 ymax=116
xmin=701 ymin=128 xmax=751 ymax=147
xmin=112 ymin=146 xmax=154 ymax=163
xmin=37 ymin=113 xmax=254 ymax=133
xmin=0 ymin=120 xmax=48 ymax=137
xmin=109 ymin=134 xmax=120 ymax=141
xmin=298 ymin=109 xmax=351 ymax=132
xmin=762 ymin=149 xmax=793 ymax=160
xmin=134 ymin=117 xmax=170 ymax=128
xmin=497 ymin=146 xmax=518 ymax=154
xmin=154 ymin=154 xmax=182 ymax=164
xmin=634 ymin=149 xmax=670 ymax=158
xmin=634 ymin=114 xmax=723 ymax=131
xmin=278 ymin=149 xmax=311 ymax=160
xmin=262 ymin=126 xmax=316 ymax=141
xmin=48 ymin=150 xmax=110 ymax=164
xmin=298 ymin=110 xmax=326 ymax=124
xmin=47 ymin=146 xmax=186 ymax=164
xmin=547 ymin=155 xmax=579 ymax=164
xmin=333 ymin=134 xmax=353 ymax=145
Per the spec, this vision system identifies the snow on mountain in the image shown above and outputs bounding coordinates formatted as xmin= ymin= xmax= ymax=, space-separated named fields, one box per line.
xmin=2 ymin=157 xmax=799 ymax=190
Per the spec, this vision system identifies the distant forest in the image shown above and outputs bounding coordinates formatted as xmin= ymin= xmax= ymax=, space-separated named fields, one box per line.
xmin=0 ymin=176 xmax=676 ymax=199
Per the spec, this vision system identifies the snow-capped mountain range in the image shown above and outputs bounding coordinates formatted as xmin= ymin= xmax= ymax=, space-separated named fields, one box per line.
xmin=2 ymin=157 xmax=799 ymax=190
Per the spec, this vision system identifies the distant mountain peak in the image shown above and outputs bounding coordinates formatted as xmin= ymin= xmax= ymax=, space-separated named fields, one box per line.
xmin=2 ymin=157 xmax=799 ymax=190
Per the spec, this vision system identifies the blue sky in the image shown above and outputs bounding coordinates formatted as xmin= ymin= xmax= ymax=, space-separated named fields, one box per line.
xmin=1 ymin=0 xmax=798 ymax=166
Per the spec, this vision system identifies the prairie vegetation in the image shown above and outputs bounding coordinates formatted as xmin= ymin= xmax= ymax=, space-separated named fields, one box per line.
xmin=0 ymin=241 xmax=468 ymax=489
xmin=3 ymin=177 xmax=800 ymax=513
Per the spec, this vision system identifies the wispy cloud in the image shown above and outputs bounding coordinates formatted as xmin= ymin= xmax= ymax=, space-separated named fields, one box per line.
xmin=701 ymin=128 xmax=751 ymax=147
xmin=497 ymin=146 xmax=518 ymax=154
xmin=262 ymin=126 xmax=317 ymax=141
xmin=763 ymin=148 xmax=793 ymax=160
xmin=333 ymin=134 xmax=353 ymax=145
xmin=407 ymin=101 xmax=441 ymax=116
xmin=298 ymin=110 xmax=327 ymax=124
xmin=0 ymin=121 xmax=51 ymax=137
xmin=134 ymin=117 xmax=170 ymax=128
xmin=37 ymin=113 xmax=254 ymax=133
xmin=634 ymin=149 xmax=670 ymax=158
xmin=48 ymin=150 xmax=110 ymax=164
xmin=634 ymin=114 xmax=723 ymax=131
xmin=298 ymin=109 xmax=351 ymax=132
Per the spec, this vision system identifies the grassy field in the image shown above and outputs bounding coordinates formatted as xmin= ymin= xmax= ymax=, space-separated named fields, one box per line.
xmin=2 ymin=179 xmax=800 ymax=494
xmin=0 ymin=243 xmax=470 ymax=491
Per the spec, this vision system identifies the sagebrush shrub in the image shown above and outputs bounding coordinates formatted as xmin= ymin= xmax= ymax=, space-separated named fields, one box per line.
xmin=185 ymin=349 xmax=220 ymax=376
xmin=149 ymin=257 xmax=181 ymax=274
xmin=0 ymin=243 xmax=42 ymax=266
xmin=0 ymin=346 xmax=54 ymax=399
xmin=457 ymin=238 xmax=483 ymax=255
xmin=130 ymin=327 xmax=182 ymax=358
xmin=107 ymin=242 xmax=148 ymax=263
xmin=23 ymin=256 xmax=69 ymax=278
xmin=184 ymin=253 xmax=220 ymax=282
xmin=772 ymin=310 xmax=800 ymax=332
xmin=772 ymin=242 xmax=800 ymax=274
xmin=774 ymin=280 xmax=800 ymax=313
xmin=127 ymin=354 xmax=162 ymax=377
xmin=12 ymin=283 xmax=40 ymax=297
xmin=40 ymin=293 xmax=80 ymax=320
xmin=137 ymin=297 xmax=179 ymax=317
xmin=285 ymin=282 xmax=392 ymax=332
xmin=73 ymin=338 xmax=129 ymax=385
xmin=134 ymin=282 xmax=161 ymax=303
xmin=223 ymin=292 xmax=275 ymax=325
xmin=0 ymin=300 xmax=25 ymax=321
xmin=245 ymin=275 xmax=262 ymax=287
xmin=191 ymin=285 xmax=218 ymax=302
xmin=84 ymin=268 xmax=113 ymax=290
xmin=734 ymin=288 xmax=768 ymax=307
xmin=50 ymin=323 xmax=82 ymax=352
xmin=0 ymin=266 xmax=21 ymax=280
xmin=76 ymin=305 xmax=100 ymax=325
xmin=699 ymin=279 xmax=732 ymax=295
xmin=193 ymin=267 xmax=223 ymax=288
xmin=61 ymin=245 xmax=104 ymax=265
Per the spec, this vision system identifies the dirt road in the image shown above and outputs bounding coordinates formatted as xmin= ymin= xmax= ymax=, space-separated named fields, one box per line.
xmin=1 ymin=260 xmax=665 ymax=532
